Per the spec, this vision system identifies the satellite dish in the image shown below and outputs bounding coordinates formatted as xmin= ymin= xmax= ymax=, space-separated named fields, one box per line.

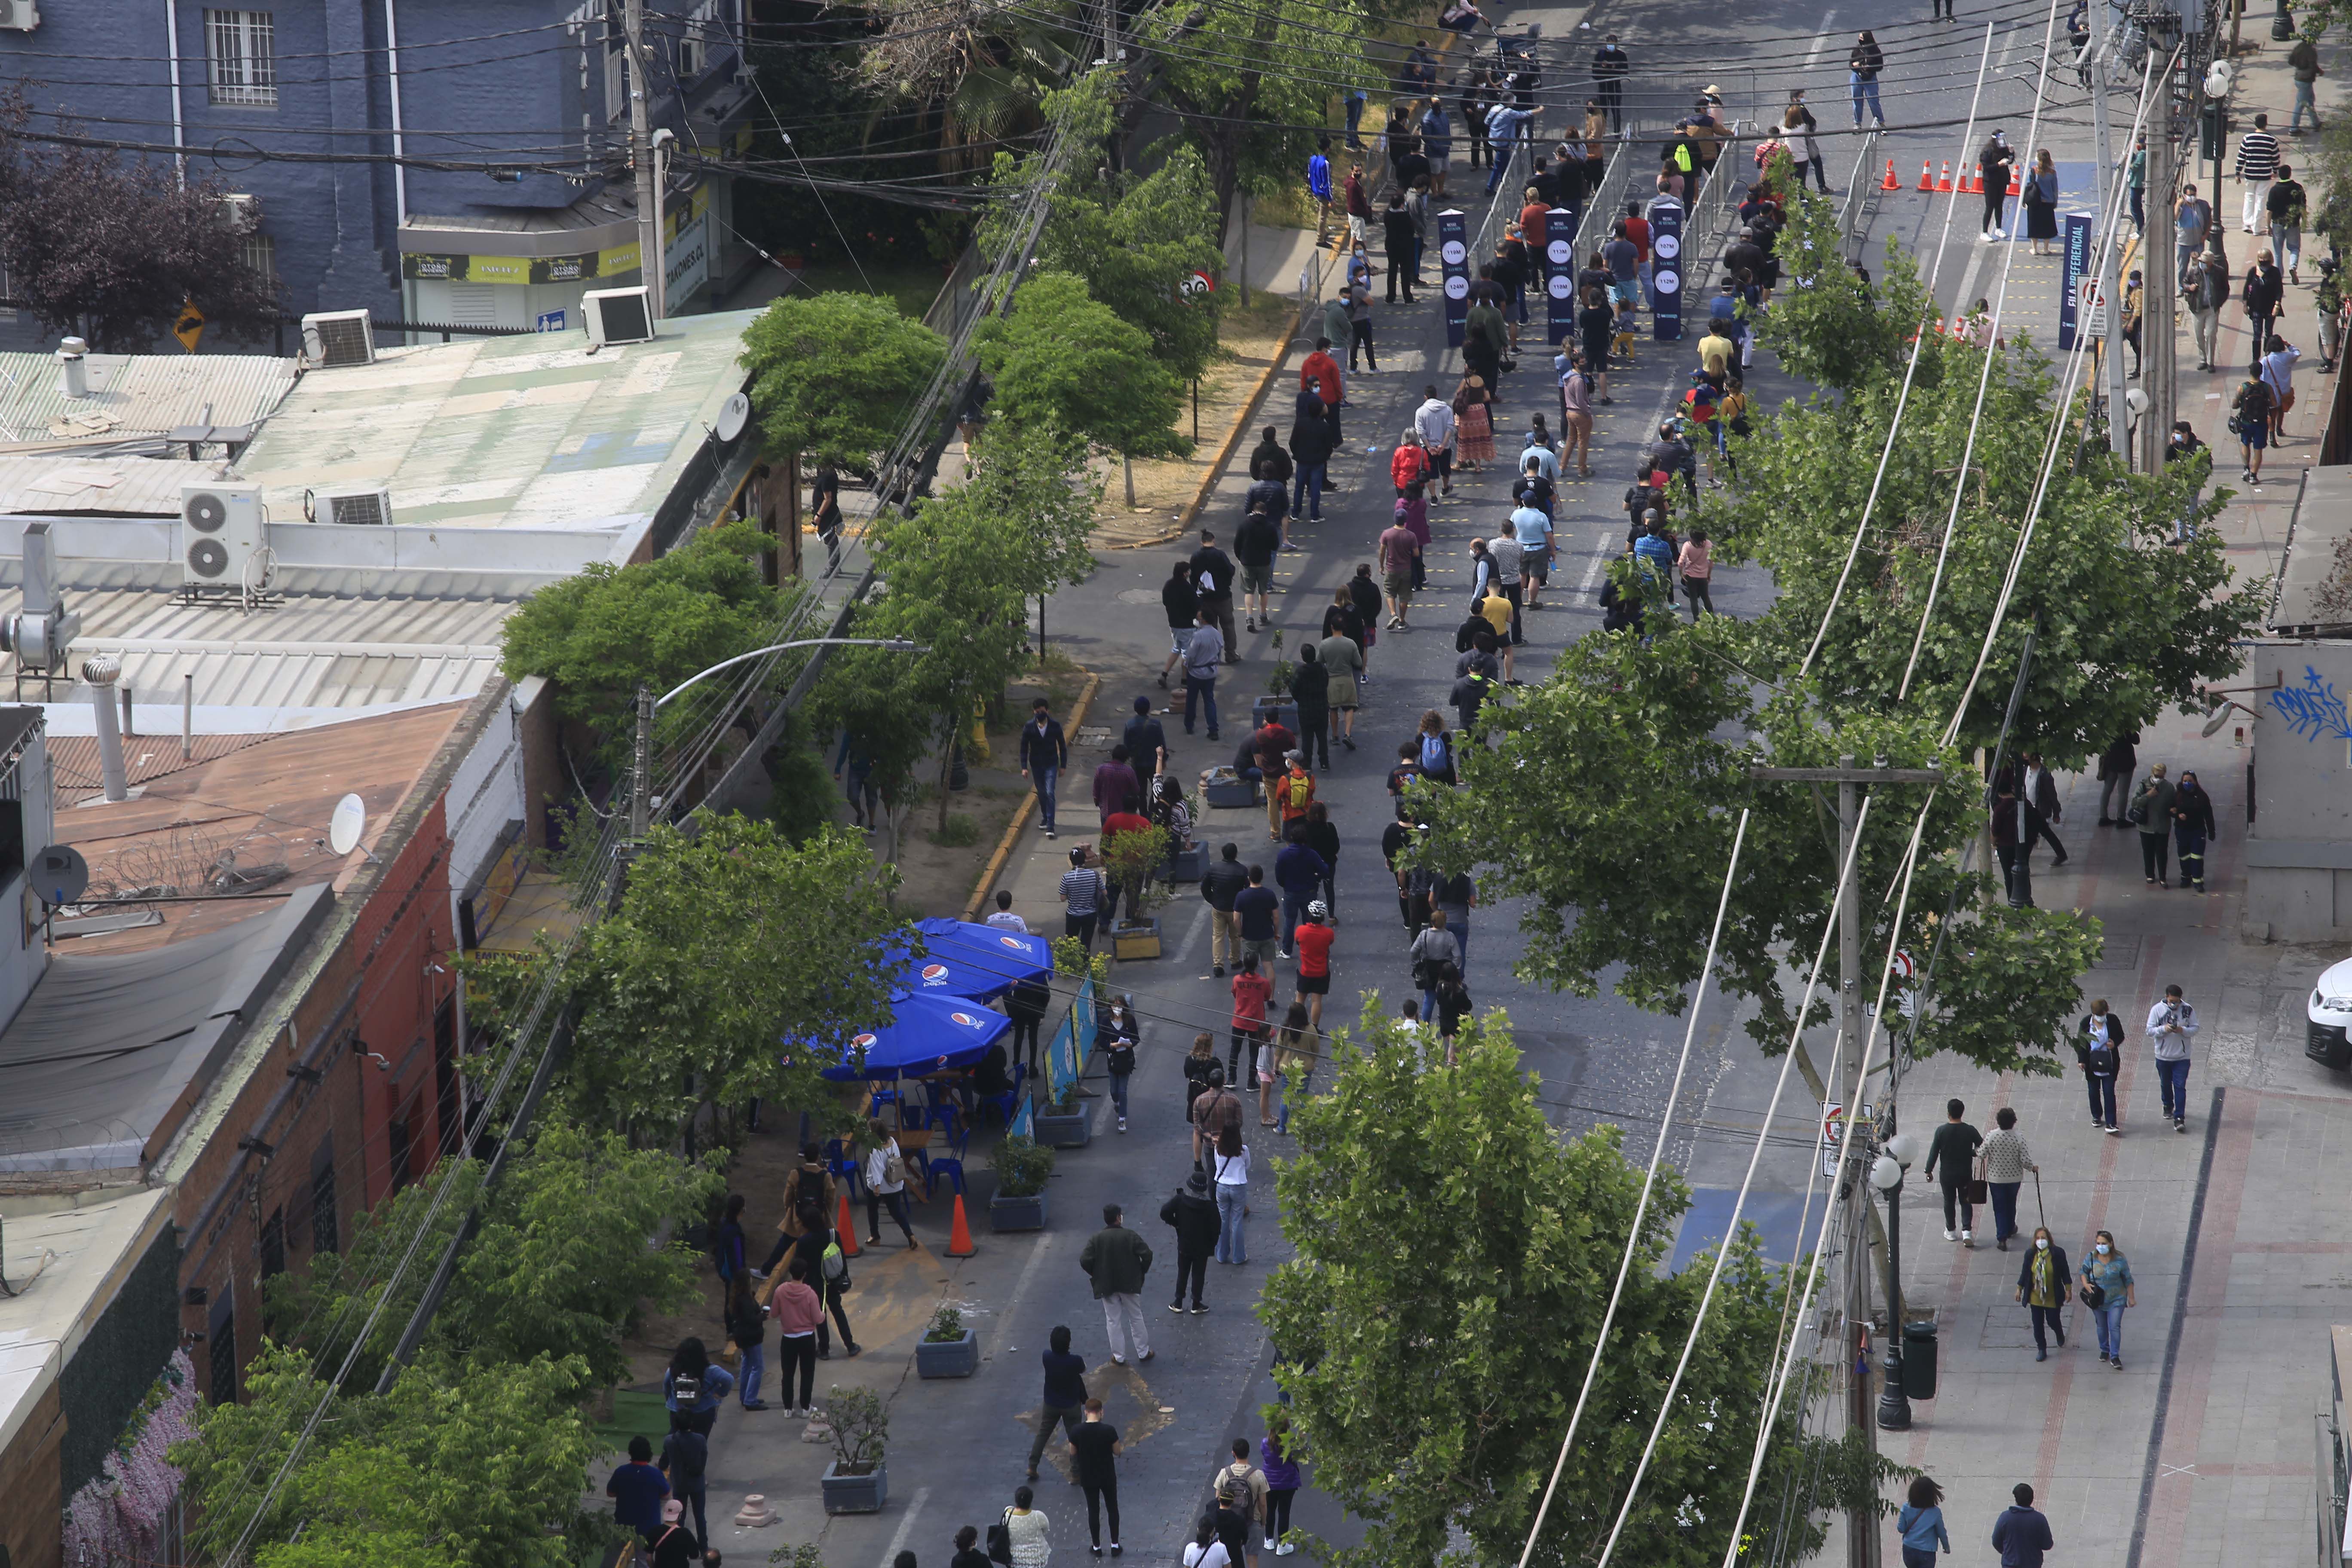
xmin=328 ymin=793 xmax=368 ymax=856
xmin=34 ymin=844 xmax=88 ymax=905
xmin=715 ymin=392 xmax=751 ymax=443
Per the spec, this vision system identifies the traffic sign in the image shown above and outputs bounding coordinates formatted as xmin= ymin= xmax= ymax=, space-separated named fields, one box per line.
xmin=1892 ymin=949 xmax=1917 ymax=982
xmin=1822 ymin=1101 xmax=1845 ymax=1178
xmin=173 ymin=302 xmax=205 ymax=353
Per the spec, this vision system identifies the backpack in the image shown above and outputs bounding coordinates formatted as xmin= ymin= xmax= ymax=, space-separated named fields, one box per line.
xmin=1420 ymin=730 xmax=1452 ymax=773
xmin=662 ymin=1427 xmax=709 ymax=1488
xmin=822 ymin=1237 xmax=846 ymax=1280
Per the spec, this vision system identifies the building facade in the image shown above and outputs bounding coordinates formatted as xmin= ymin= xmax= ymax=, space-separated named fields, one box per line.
xmin=0 ymin=0 xmax=756 ymax=348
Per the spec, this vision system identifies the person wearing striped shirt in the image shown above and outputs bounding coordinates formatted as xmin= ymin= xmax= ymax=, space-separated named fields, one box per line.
xmin=1059 ymin=845 xmax=1107 ymax=951
xmin=2236 ymin=113 xmax=2280 ymax=233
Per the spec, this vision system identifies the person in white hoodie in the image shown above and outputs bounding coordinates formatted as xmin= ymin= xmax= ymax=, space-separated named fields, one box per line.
xmin=2145 ymin=984 xmax=2199 ymax=1133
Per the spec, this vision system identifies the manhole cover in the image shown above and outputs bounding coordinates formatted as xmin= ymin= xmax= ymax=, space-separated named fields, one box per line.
xmin=1075 ymin=726 xmax=1114 ymax=747
xmin=2094 ymin=934 xmax=2142 ymax=969
xmin=1115 ymin=588 xmax=1162 ymax=606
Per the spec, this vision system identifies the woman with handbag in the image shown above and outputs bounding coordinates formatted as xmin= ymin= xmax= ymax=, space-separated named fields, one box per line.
xmin=2080 ymin=1229 xmax=2138 ymax=1369
xmin=998 ymin=1485 xmax=1051 ymax=1568
xmin=1980 ymin=1107 xmax=2038 ymax=1250
xmin=2022 ymin=149 xmax=2061 ymax=254
xmin=2015 ymin=1228 xmax=2072 ymax=1362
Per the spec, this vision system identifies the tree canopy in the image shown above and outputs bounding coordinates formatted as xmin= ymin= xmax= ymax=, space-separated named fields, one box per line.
xmin=741 ymin=291 xmax=948 ymax=466
xmin=975 ymin=270 xmax=1192 ymax=464
xmin=1265 ymin=1008 xmax=1888 ymax=1568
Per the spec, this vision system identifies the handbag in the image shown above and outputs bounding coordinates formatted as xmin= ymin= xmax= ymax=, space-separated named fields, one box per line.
xmin=1961 ymin=1155 xmax=1989 ymax=1208
xmin=2125 ymin=792 xmax=2150 ymax=826
xmin=986 ymin=1513 xmax=1015 ymax=1568
xmin=2079 ymin=1275 xmax=2107 ymax=1311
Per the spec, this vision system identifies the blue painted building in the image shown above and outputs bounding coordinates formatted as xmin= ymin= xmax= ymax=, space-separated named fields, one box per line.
xmin=0 ymin=0 xmax=758 ymax=348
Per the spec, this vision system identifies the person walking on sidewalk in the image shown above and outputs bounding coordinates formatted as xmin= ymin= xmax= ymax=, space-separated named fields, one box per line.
xmin=1981 ymin=1107 xmax=2037 ymax=1250
xmin=1847 ymin=30 xmax=1886 ymax=129
xmin=862 ymin=1120 xmax=919 ymax=1249
xmin=1161 ymin=562 xmax=1200 ymax=692
xmin=2080 ymin=1231 xmax=2138 ymax=1369
xmin=2016 ymin=1228 xmax=2073 ymax=1362
xmin=2184 ymin=245 xmax=2228 ymax=372
xmin=2130 ymin=761 xmax=2177 ymax=883
xmin=1203 ymin=844 xmax=1249 ymax=978
xmin=724 ymin=1270 xmax=769 ymax=1410
xmin=2078 ymin=999 xmax=2125 ymax=1132
xmin=1307 ymin=138 xmax=1333 ymax=239
xmin=1229 ymin=954 xmax=1274 ymax=1089
xmin=1896 ymin=1476 xmax=1950 ymax=1568
xmin=1261 ymin=1418 xmax=1303 ymax=1555
xmin=2096 ymin=731 xmax=2139 ymax=825
xmin=2243 ymin=249 xmax=2285 ymax=377
xmin=2269 ymin=164 xmax=2308 ymax=282
xmin=1182 ymin=606 xmax=1226 ymax=742
xmin=1992 ymin=1483 xmax=2055 ymax=1566
xmin=1081 ymin=1204 xmax=1155 ymax=1366
xmin=2292 ymin=33 xmax=2327 ymax=134
xmin=1292 ymin=900 xmax=1335 ymax=1031
xmin=1924 ymin=1098 xmax=1983 ymax=1246
xmin=2021 ymin=753 xmax=2067 ymax=866
xmin=1383 ymin=196 xmax=1418 ymax=304
xmin=2237 ymin=113 xmax=2281 ymax=233
xmin=2147 ymin=983 xmax=2199 ymax=1132
xmin=1021 ymin=700 xmax=1069 ymax=839
xmin=2172 ymin=769 xmax=2218 ymax=891
xmin=1161 ymin=1168 xmax=1222 ymax=1313
xmin=1069 ymin=1399 xmax=1123 ymax=1557
xmin=1979 ymin=131 xmax=2016 ymax=239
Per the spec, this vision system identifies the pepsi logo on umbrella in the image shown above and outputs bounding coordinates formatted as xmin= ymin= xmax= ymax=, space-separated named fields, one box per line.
xmin=920 ymin=963 xmax=952 ymax=985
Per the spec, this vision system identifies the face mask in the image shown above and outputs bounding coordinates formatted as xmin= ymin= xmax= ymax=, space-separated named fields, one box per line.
xmin=2035 ymin=1238 xmax=2049 ymax=1250
xmin=2095 ymin=1243 xmax=2111 ymax=1255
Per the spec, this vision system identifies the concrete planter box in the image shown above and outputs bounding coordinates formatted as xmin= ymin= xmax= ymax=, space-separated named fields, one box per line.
xmin=915 ymin=1328 xmax=981 ymax=1379
xmin=1252 ymin=696 xmax=1301 ymax=736
xmin=821 ymin=1461 xmax=888 ymax=1513
xmin=1109 ymin=918 xmax=1162 ymax=961
xmin=1035 ymin=1108 xmax=1092 ymax=1149
xmin=1203 ymin=778 xmax=1259 ymax=809
xmin=1161 ymin=845 xmax=1208 ymax=883
xmin=989 ymin=1191 xmax=1047 ymax=1231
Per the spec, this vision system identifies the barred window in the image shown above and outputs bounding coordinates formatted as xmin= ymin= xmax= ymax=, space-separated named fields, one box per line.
xmin=241 ymin=231 xmax=276 ymax=285
xmin=205 ymin=10 xmax=277 ymax=107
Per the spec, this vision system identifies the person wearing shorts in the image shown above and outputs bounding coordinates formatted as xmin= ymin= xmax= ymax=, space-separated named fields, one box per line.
xmin=1378 ymin=517 xmax=1420 ymax=628
xmin=1292 ymin=900 xmax=1335 ymax=1030
xmin=1559 ymin=356 xmax=1595 ymax=477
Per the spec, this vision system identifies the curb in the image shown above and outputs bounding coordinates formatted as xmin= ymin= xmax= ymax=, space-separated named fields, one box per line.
xmin=1111 ymin=303 xmax=1309 ymax=552
xmin=961 ymin=670 xmax=1101 ymax=920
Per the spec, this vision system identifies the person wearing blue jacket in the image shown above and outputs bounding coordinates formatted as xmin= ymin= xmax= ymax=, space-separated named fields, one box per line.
xmin=1273 ymin=825 xmax=1328 ymax=962
xmin=1991 ymin=1482 xmax=2054 ymax=1568
xmin=663 ymin=1337 xmax=735 ymax=1436
xmin=1896 ymin=1475 xmax=1950 ymax=1568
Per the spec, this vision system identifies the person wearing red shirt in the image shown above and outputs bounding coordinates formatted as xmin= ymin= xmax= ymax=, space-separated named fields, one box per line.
xmin=1519 ymin=190 xmax=1551 ymax=250
xmin=1302 ymin=341 xmax=1343 ymax=413
xmin=1292 ymin=900 xmax=1335 ymax=1029
xmin=1389 ymin=436 xmax=1429 ymax=493
xmin=1621 ymin=201 xmax=1654 ymax=300
xmin=1229 ymin=954 xmax=1274 ymax=1089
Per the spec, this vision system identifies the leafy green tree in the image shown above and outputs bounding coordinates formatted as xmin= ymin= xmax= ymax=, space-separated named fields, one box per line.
xmin=975 ymin=269 xmax=1191 ymax=504
xmin=499 ymin=521 xmax=789 ymax=763
xmin=1710 ymin=333 xmax=2260 ymax=767
xmin=814 ymin=426 xmax=1099 ymax=820
xmin=267 ymin=1121 xmax=720 ymax=1389
xmin=1412 ymin=613 xmax=2103 ymax=1071
xmin=561 ymin=816 xmax=906 ymax=1135
xmin=175 ymin=1344 xmax=610 ymax=1568
xmin=1264 ymin=1008 xmax=1891 ymax=1568
xmin=1746 ymin=183 xmax=1934 ymax=395
xmin=740 ymin=291 xmax=948 ymax=466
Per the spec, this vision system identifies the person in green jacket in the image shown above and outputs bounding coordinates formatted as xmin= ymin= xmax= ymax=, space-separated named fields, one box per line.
xmin=2132 ymin=763 xmax=2177 ymax=886
xmin=1464 ymin=298 xmax=1510 ymax=389
xmin=1079 ymin=1203 xmax=1156 ymax=1366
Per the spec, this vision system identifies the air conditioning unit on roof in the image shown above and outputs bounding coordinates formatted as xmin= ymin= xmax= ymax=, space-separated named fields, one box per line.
xmin=181 ymin=481 xmax=269 ymax=591
xmin=0 ymin=0 xmax=41 ymax=31
xmin=310 ymin=484 xmax=394 ymax=527
xmin=301 ymin=309 xmax=376 ymax=368
xmin=583 ymin=286 xmax=655 ymax=347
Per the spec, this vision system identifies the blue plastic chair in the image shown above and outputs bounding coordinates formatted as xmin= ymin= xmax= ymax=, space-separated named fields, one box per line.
xmin=824 ymin=1137 xmax=866 ymax=1200
xmin=978 ymin=1062 xmax=1027 ymax=1127
xmin=923 ymin=1100 xmax=965 ymax=1143
xmin=923 ymin=1120 xmax=972 ymax=1197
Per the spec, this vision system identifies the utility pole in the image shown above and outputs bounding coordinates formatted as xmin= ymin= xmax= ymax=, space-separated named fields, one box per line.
xmin=2140 ymin=84 xmax=2179 ymax=472
xmin=631 ymin=684 xmax=653 ymax=838
xmin=2089 ymin=0 xmax=2128 ymax=462
xmin=1748 ymin=757 xmax=1942 ymax=1568
xmin=623 ymin=0 xmax=665 ymax=320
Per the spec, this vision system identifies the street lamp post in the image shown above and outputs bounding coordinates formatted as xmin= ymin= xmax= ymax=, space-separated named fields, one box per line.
xmin=1871 ymin=1128 xmax=1922 ymax=1430
xmin=632 ymin=638 xmax=927 ymax=830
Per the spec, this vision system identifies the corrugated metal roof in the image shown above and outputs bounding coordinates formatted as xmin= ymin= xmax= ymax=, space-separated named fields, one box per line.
xmin=0 ymin=351 xmax=297 ymax=449
xmin=0 ymin=455 xmax=230 ymax=517
xmin=235 ymin=309 xmax=757 ymax=533
xmin=37 ymin=585 xmax=519 ymax=718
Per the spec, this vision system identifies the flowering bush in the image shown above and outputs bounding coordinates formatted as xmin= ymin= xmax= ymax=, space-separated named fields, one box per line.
xmin=63 ymin=1351 xmax=197 ymax=1565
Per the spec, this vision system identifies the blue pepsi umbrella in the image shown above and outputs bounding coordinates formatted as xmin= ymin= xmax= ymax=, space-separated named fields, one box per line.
xmin=891 ymin=917 xmax=1054 ymax=1001
xmin=815 ymin=990 xmax=1011 ymax=1081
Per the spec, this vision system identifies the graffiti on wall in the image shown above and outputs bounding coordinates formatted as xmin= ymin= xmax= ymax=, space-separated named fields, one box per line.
xmin=2271 ymin=665 xmax=2352 ymax=743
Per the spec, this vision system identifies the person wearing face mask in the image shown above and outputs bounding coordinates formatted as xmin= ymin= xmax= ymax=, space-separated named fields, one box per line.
xmin=2014 ymin=1227 xmax=2072 ymax=1361
xmin=1097 ymin=995 xmax=1139 ymax=1134
xmin=2079 ymin=1229 xmax=2138 ymax=1369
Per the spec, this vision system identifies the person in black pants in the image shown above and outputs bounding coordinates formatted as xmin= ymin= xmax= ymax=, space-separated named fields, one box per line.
xmin=789 ymin=1222 xmax=861 ymax=1359
xmin=1922 ymin=1098 xmax=1984 ymax=1245
xmin=1161 ymin=1168 xmax=1222 ymax=1313
xmin=1007 ymin=972 xmax=1049 ymax=1073
xmin=1069 ymin=1398 xmax=1123 ymax=1553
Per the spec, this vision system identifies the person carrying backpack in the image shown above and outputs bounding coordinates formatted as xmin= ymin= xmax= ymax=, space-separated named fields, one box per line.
xmin=862 ymin=1120 xmax=919 ymax=1249
xmin=2077 ymin=1000 xmax=2124 ymax=1133
xmin=1416 ymin=710 xmax=1455 ymax=785
xmin=2231 ymin=372 xmax=2274 ymax=485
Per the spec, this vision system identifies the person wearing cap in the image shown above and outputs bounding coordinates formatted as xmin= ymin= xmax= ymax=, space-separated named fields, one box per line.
xmin=1292 ymin=899 xmax=1335 ymax=1029
xmin=1161 ymin=1166 xmax=1223 ymax=1312
xmin=650 ymin=1498 xmax=716 ymax=1568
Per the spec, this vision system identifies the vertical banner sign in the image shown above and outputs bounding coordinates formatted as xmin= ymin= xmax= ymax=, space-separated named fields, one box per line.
xmin=2058 ymin=211 xmax=2093 ymax=350
xmin=1439 ymin=209 xmax=1470 ymax=348
xmin=1544 ymin=207 xmax=1577 ymax=345
xmin=1648 ymin=196 xmax=1685 ymax=341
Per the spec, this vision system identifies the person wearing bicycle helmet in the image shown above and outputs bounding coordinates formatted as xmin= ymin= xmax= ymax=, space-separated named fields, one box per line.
xmin=1292 ymin=900 xmax=1335 ymax=1030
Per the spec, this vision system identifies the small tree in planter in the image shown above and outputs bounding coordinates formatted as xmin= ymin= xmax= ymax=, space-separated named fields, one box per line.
xmin=1265 ymin=628 xmax=1295 ymax=698
xmin=988 ymin=1133 xmax=1055 ymax=1231
xmin=1098 ymin=823 xmax=1173 ymax=959
xmin=1035 ymin=1078 xmax=1092 ymax=1150
xmin=916 ymin=1302 xmax=982 ymax=1378
xmin=1256 ymin=628 xmax=1300 ymax=735
xmin=818 ymin=1385 xmax=890 ymax=1513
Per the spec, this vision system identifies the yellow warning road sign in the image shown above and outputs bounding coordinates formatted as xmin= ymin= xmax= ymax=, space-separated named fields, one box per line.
xmin=173 ymin=303 xmax=205 ymax=353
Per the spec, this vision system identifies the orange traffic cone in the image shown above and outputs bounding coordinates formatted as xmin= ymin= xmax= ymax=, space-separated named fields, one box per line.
xmin=1934 ymin=162 xmax=1955 ymax=193
xmin=836 ymin=1193 xmax=861 ymax=1256
xmin=1917 ymin=159 xmax=1934 ymax=191
xmin=946 ymin=1194 xmax=977 ymax=1258
xmin=1966 ymin=164 xmax=1986 ymax=194
xmin=1881 ymin=159 xmax=1902 ymax=192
